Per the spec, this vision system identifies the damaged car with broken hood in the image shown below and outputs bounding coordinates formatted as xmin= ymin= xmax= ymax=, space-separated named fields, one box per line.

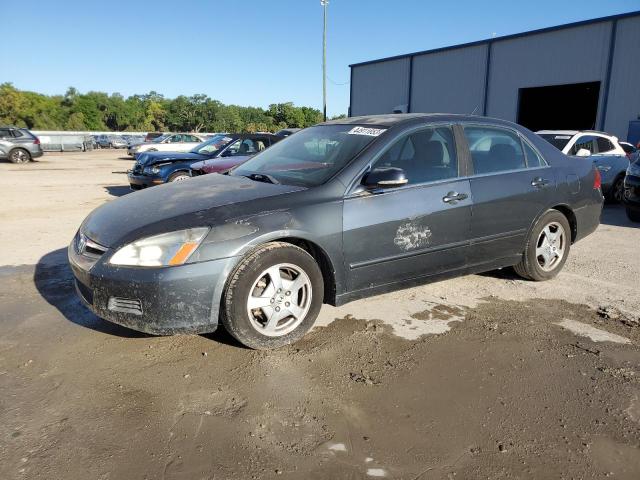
xmin=69 ymin=114 xmax=603 ymax=349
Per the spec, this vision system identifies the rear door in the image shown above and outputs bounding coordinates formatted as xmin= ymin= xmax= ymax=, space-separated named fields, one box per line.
xmin=343 ymin=124 xmax=472 ymax=292
xmin=462 ymin=124 xmax=554 ymax=265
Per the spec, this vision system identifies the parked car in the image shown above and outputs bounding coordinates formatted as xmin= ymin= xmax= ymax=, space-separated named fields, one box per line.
xmin=145 ymin=132 xmax=165 ymax=143
xmin=623 ymin=157 xmax=640 ymax=222
xmin=95 ymin=135 xmax=126 ymax=149
xmin=0 ymin=126 xmax=43 ymax=163
xmin=128 ymin=134 xmax=280 ymax=190
xmin=69 ymin=114 xmax=602 ymax=349
xmin=275 ymin=128 xmax=302 ymax=137
xmin=537 ymin=130 xmax=628 ymax=202
xmin=128 ymin=133 xmax=206 ymax=157
xmin=619 ymin=141 xmax=640 ymax=163
xmin=189 ymin=134 xmax=281 ymax=176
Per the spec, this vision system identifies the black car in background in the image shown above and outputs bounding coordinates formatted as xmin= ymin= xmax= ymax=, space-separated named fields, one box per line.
xmin=70 ymin=114 xmax=602 ymax=350
xmin=623 ymin=156 xmax=640 ymax=222
xmin=128 ymin=133 xmax=280 ymax=189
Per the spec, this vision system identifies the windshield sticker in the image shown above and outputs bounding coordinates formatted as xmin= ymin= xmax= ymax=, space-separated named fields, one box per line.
xmin=554 ymin=135 xmax=572 ymax=139
xmin=347 ymin=126 xmax=386 ymax=137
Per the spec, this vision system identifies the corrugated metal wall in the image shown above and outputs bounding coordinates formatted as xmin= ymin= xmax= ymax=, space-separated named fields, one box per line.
xmin=410 ymin=45 xmax=488 ymax=115
xmin=486 ymin=22 xmax=613 ymax=123
xmin=350 ymin=58 xmax=410 ymax=116
xmin=604 ymin=16 xmax=640 ymax=139
xmin=349 ymin=12 xmax=640 ymax=139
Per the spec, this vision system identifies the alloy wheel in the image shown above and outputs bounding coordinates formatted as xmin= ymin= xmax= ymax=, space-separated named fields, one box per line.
xmin=246 ymin=263 xmax=312 ymax=337
xmin=535 ymin=222 xmax=566 ymax=272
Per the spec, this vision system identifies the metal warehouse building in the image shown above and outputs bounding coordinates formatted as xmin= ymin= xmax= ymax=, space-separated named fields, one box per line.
xmin=348 ymin=11 xmax=640 ymax=141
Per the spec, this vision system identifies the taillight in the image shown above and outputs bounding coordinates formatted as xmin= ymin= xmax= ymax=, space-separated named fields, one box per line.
xmin=593 ymin=168 xmax=601 ymax=190
xmin=33 ymin=137 xmax=40 ymax=145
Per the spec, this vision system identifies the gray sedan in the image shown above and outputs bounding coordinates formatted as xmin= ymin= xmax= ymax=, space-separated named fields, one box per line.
xmin=69 ymin=114 xmax=602 ymax=349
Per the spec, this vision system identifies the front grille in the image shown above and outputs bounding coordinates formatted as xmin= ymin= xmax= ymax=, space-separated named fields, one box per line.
xmin=133 ymin=163 xmax=143 ymax=174
xmin=75 ymin=232 xmax=108 ymax=258
xmin=108 ymin=297 xmax=143 ymax=316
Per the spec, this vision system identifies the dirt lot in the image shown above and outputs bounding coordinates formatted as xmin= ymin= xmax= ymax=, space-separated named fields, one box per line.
xmin=1 ymin=150 xmax=640 ymax=479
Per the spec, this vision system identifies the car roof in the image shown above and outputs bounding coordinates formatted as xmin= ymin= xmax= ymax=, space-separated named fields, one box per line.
xmin=321 ymin=113 xmax=520 ymax=129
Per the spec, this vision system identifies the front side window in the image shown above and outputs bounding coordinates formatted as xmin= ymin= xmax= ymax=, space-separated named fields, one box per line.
xmin=232 ymin=124 xmax=382 ymax=187
xmin=371 ymin=126 xmax=458 ymax=185
xmin=464 ymin=126 xmax=525 ymax=174
xmin=570 ymin=135 xmax=596 ymax=155
xmin=596 ymin=137 xmax=615 ymax=153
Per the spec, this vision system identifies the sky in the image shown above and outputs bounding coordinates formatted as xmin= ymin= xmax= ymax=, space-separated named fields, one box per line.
xmin=1 ymin=0 xmax=638 ymax=117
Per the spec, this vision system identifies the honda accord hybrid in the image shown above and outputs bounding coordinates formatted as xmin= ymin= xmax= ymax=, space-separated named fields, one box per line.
xmin=69 ymin=114 xmax=602 ymax=349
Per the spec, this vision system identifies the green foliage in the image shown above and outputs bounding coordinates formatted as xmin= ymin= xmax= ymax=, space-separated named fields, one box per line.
xmin=0 ymin=83 xmax=324 ymax=133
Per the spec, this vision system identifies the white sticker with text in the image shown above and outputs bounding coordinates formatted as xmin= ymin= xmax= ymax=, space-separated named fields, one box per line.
xmin=347 ymin=126 xmax=386 ymax=137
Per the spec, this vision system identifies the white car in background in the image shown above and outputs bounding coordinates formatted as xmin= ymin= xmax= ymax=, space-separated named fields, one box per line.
xmin=537 ymin=130 xmax=629 ymax=202
xmin=128 ymin=133 xmax=207 ymax=157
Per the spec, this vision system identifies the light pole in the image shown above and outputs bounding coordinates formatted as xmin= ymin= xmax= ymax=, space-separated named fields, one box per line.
xmin=321 ymin=0 xmax=328 ymax=121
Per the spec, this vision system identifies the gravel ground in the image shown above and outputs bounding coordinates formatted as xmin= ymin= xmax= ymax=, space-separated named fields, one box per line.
xmin=1 ymin=150 xmax=639 ymax=479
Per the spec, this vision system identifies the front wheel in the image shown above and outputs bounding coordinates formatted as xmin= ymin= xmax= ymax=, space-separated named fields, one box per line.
xmin=514 ymin=210 xmax=571 ymax=281
xmin=221 ymin=242 xmax=324 ymax=349
xmin=168 ymin=172 xmax=190 ymax=182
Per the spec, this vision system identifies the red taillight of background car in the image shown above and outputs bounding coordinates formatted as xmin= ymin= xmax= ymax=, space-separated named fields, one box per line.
xmin=33 ymin=137 xmax=41 ymax=145
xmin=593 ymin=168 xmax=602 ymax=190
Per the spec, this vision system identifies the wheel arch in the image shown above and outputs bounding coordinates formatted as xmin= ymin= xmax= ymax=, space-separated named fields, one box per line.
xmin=549 ymin=204 xmax=577 ymax=243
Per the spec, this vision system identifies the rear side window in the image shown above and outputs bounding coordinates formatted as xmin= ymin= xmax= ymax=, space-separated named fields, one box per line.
xmin=464 ymin=126 xmax=525 ymax=174
xmin=596 ymin=137 xmax=615 ymax=153
xmin=570 ymin=136 xmax=596 ymax=155
xmin=522 ymin=140 xmax=547 ymax=167
xmin=372 ymin=126 xmax=458 ymax=185
xmin=12 ymin=130 xmax=24 ymax=138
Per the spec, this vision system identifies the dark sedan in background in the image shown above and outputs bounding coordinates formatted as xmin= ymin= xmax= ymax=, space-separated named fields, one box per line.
xmin=128 ymin=133 xmax=281 ymax=189
xmin=624 ymin=156 xmax=640 ymax=222
xmin=70 ymin=114 xmax=602 ymax=350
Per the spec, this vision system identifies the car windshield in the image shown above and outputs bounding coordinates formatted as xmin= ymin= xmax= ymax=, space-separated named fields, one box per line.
xmin=538 ymin=133 xmax=573 ymax=151
xmin=152 ymin=134 xmax=171 ymax=143
xmin=231 ymin=124 xmax=384 ymax=187
xmin=191 ymin=135 xmax=234 ymax=155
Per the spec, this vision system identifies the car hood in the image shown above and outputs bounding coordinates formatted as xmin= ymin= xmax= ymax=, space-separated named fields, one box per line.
xmin=138 ymin=151 xmax=209 ymax=166
xmin=81 ymin=173 xmax=306 ymax=248
xmin=191 ymin=156 xmax=250 ymax=173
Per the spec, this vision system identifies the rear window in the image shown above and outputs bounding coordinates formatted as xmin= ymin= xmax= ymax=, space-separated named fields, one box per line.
xmin=538 ymin=133 xmax=572 ymax=151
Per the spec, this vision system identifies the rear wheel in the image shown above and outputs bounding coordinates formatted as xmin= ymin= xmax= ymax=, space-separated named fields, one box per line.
xmin=514 ymin=210 xmax=571 ymax=281
xmin=9 ymin=148 xmax=31 ymax=164
xmin=168 ymin=172 xmax=190 ymax=182
xmin=221 ymin=242 xmax=324 ymax=349
xmin=606 ymin=175 xmax=625 ymax=203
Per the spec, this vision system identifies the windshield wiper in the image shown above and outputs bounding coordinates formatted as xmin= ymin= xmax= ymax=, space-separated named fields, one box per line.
xmin=240 ymin=173 xmax=280 ymax=184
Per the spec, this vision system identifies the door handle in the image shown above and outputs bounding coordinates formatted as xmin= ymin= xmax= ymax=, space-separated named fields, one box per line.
xmin=442 ymin=191 xmax=468 ymax=204
xmin=531 ymin=177 xmax=550 ymax=188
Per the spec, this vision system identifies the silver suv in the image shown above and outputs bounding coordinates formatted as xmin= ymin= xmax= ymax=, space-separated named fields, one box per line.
xmin=0 ymin=126 xmax=44 ymax=163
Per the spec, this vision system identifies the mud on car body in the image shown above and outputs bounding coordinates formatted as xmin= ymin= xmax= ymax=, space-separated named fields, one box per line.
xmin=69 ymin=114 xmax=603 ymax=349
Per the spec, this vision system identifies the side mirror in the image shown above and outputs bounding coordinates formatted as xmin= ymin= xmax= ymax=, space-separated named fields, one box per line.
xmin=576 ymin=148 xmax=591 ymax=157
xmin=363 ymin=167 xmax=408 ymax=189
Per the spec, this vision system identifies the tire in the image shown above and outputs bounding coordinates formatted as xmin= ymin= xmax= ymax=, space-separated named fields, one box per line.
xmin=626 ymin=206 xmax=640 ymax=223
xmin=514 ymin=210 xmax=571 ymax=281
xmin=168 ymin=172 xmax=190 ymax=182
xmin=606 ymin=175 xmax=625 ymax=203
xmin=221 ymin=242 xmax=324 ymax=350
xmin=9 ymin=148 xmax=31 ymax=164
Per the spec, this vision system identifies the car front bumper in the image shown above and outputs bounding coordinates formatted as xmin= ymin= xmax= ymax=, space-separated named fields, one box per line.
xmin=128 ymin=172 xmax=164 ymax=189
xmin=68 ymin=240 xmax=237 ymax=335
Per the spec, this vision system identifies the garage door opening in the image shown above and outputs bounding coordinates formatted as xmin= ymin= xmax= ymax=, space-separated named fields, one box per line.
xmin=517 ymin=82 xmax=600 ymax=132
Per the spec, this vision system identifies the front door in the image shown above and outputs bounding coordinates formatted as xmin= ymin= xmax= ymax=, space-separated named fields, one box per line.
xmin=343 ymin=125 xmax=472 ymax=292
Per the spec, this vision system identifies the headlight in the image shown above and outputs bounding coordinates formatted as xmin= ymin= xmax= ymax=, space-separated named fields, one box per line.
xmin=143 ymin=165 xmax=160 ymax=174
xmin=109 ymin=228 xmax=210 ymax=267
xmin=596 ymin=165 xmax=612 ymax=172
